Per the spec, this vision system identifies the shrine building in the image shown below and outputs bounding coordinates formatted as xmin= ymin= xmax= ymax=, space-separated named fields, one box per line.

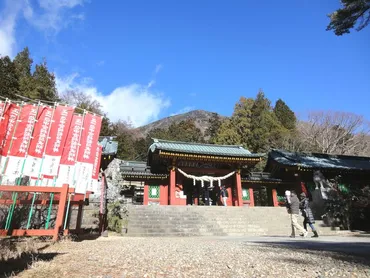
xmin=120 ymin=139 xmax=288 ymax=207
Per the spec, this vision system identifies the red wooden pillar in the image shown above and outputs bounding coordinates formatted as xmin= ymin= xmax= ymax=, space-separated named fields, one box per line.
xmin=249 ymin=188 xmax=255 ymax=207
xmin=53 ymin=183 xmax=69 ymax=241
xmin=272 ymin=188 xmax=278 ymax=207
xmin=235 ymin=171 xmax=243 ymax=207
xmin=169 ymin=167 xmax=176 ymax=205
xmin=160 ymin=185 xmax=168 ymax=205
xmin=143 ymin=184 xmax=149 ymax=205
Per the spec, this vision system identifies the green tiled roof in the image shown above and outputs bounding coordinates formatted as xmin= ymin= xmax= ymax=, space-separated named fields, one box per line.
xmin=99 ymin=136 xmax=118 ymax=155
xmin=242 ymin=172 xmax=282 ymax=182
xmin=267 ymin=149 xmax=370 ymax=171
xmin=120 ymin=160 xmax=168 ymax=179
xmin=149 ymin=138 xmax=263 ymax=158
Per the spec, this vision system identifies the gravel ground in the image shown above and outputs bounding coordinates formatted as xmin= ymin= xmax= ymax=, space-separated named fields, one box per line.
xmin=11 ymin=236 xmax=370 ymax=278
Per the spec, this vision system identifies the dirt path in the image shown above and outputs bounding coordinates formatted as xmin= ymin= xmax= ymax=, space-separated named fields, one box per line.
xmin=6 ymin=236 xmax=370 ymax=278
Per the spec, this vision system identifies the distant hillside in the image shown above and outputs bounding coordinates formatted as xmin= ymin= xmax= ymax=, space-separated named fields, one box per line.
xmin=135 ymin=110 xmax=225 ymax=138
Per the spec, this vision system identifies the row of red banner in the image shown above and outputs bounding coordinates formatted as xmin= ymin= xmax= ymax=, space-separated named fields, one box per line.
xmin=0 ymin=100 xmax=103 ymax=194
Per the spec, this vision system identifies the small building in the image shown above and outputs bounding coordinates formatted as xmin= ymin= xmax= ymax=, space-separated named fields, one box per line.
xmin=265 ymin=149 xmax=370 ymax=193
xmin=120 ymin=160 xmax=168 ymax=204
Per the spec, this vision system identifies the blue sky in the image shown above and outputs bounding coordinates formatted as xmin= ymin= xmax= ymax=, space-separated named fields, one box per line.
xmin=0 ymin=0 xmax=369 ymax=127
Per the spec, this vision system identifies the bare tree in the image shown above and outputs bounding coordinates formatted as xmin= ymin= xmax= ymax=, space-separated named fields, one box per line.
xmin=298 ymin=111 xmax=370 ymax=155
xmin=60 ymin=90 xmax=104 ymax=115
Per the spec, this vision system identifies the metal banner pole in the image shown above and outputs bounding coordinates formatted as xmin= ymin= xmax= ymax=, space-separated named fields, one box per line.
xmin=63 ymin=193 xmax=72 ymax=230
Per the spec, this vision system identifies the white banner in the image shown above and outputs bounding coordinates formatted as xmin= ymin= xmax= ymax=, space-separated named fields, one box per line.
xmin=23 ymin=156 xmax=43 ymax=178
xmin=56 ymin=164 xmax=75 ymax=188
xmin=42 ymin=154 xmax=62 ymax=176
xmin=0 ymin=156 xmax=7 ymax=174
xmin=75 ymin=162 xmax=93 ymax=194
xmin=4 ymin=156 xmax=25 ymax=179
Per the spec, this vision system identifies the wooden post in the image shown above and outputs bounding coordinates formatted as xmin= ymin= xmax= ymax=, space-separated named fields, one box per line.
xmin=235 ymin=171 xmax=243 ymax=207
xmin=76 ymin=200 xmax=84 ymax=234
xmin=53 ymin=183 xmax=68 ymax=241
xmin=249 ymin=188 xmax=255 ymax=207
xmin=272 ymin=188 xmax=278 ymax=207
xmin=143 ymin=184 xmax=149 ymax=205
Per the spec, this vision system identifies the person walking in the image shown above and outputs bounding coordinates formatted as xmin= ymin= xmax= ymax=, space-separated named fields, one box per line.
xmin=286 ymin=190 xmax=308 ymax=238
xmin=299 ymin=192 xmax=319 ymax=238
xmin=220 ymin=185 xmax=228 ymax=206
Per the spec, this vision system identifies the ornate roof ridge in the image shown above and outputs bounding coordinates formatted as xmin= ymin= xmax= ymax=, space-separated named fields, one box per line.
xmin=152 ymin=138 xmax=247 ymax=149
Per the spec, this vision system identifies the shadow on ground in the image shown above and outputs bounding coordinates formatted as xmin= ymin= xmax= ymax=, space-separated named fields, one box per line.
xmin=249 ymin=240 xmax=370 ymax=267
xmin=74 ymin=233 xmax=101 ymax=242
xmin=0 ymin=252 xmax=63 ymax=278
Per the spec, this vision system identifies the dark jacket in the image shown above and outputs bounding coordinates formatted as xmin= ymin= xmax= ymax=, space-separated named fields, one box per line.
xmin=287 ymin=193 xmax=300 ymax=215
xmin=220 ymin=188 xmax=228 ymax=198
xmin=299 ymin=198 xmax=315 ymax=223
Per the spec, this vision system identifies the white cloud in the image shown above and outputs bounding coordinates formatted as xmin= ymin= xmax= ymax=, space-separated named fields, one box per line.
xmin=147 ymin=64 xmax=163 ymax=89
xmin=170 ymin=106 xmax=195 ymax=116
xmin=147 ymin=80 xmax=155 ymax=89
xmin=25 ymin=0 xmax=87 ymax=33
xmin=0 ymin=0 xmax=23 ymax=57
xmin=96 ymin=60 xmax=105 ymax=66
xmin=0 ymin=0 xmax=87 ymax=57
xmin=56 ymin=73 xmax=171 ymax=127
xmin=24 ymin=0 xmax=85 ymax=34
xmin=154 ymin=64 xmax=163 ymax=74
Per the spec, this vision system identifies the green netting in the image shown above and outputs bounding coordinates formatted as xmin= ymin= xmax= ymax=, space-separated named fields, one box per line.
xmin=338 ymin=184 xmax=350 ymax=193
xmin=277 ymin=195 xmax=286 ymax=203
xmin=149 ymin=185 xmax=160 ymax=199
xmin=242 ymin=188 xmax=250 ymax=201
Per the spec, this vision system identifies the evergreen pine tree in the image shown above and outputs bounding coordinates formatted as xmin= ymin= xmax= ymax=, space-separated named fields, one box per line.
xmin=213 ymin=118 xmax=242 ymax=145
xmin=13 ymin=47 xmax=34 ymax=98
xmin=32 ymin=60 xmax=58 ymax=101
xmin=249 ymin=90 xmax=287 ymax=153
xmin=0 ymin=56 xmax=19 ymax=98
xmin=205 ymin=113 xmax=223 ymax=143
xmin=231 ymin=97 xmax=254 ymax=145
xmin=273 ymin=99 xmax=296 ymax=130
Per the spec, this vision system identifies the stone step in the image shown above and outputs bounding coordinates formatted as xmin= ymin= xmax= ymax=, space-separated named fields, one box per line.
xmin=127 ymin=206 xmax=340 ymax=237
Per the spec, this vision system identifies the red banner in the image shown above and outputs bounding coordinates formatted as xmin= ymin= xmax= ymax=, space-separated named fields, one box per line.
xmin=77 ymin=113 xmax=103 ymax=164
xmin=0 ymin=103 xmax=21 ymax=156
xmin=45 ymin=105 xmax=74 ymax=157
xmin=8 ymin=104 xmax=38 ymax=157
xmin=23 ymin=106 xmax=54 ymax=178
xmin=0 ymin=101 xmax=5 ymax=120
xmin=4 ymin=104 xmax=38 ymax=179
xmin=55 ymin=114 xmax=84 ymax=187
xmin=87 ymin=145 xmax=102 ymax=192
xmin=41 ymin=105 xmax=74 ymax=177
xmin=61 ymin=114 xmax=84 ymax=165
xmin=92 ymin=145 xmax=102 ymax=180
xmin=0 ymin=103 xmax=21 ymax=176
xmin=28 ymin=106 xmax=53 ymax=158
xmin=75 ymin=113 xmax=102 ymax=193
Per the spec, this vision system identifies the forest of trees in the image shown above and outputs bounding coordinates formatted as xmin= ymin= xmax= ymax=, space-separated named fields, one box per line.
xmin=1 ymin=48 xmax=370 ymax=168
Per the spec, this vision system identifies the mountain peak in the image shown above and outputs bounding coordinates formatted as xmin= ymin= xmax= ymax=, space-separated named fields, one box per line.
xmin=135 ymin=109 xmax=224 ymax=137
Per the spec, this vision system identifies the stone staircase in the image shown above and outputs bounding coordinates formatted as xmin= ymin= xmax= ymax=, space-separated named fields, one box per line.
xmin=127 ymin=206 xmax=342 ymax=237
